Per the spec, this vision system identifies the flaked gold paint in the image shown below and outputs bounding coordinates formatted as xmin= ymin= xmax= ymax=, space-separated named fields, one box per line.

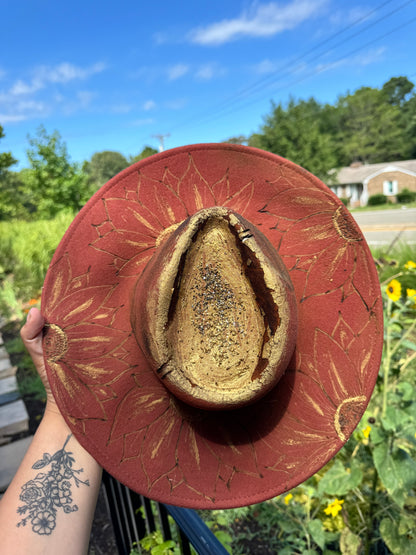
xmin=334 ymin=395 xmax=366 ymax=441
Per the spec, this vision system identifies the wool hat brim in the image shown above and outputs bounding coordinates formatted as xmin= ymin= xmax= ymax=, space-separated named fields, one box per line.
xmin=42 ymin=144 xmax=383 ymax=509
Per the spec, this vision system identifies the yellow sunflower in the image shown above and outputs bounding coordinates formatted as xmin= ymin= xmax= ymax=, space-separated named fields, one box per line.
xmin=404 ymin=260 xmax=416 ymax=270
xmin=386 ymin=279 xmax=401 ymax=302
xmin=407 ymin=288 xmax=416 ymax=308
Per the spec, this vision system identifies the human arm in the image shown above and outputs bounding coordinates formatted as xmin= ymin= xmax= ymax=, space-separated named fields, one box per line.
xmin=0 ymin=308 xmax=102 ymax=554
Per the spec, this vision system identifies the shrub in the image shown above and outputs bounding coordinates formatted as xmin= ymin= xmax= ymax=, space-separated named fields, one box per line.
xmin=397 ymin=188 xmax=416 ymax=204
xmin=368 ymin=193 xmax=387 ymax=206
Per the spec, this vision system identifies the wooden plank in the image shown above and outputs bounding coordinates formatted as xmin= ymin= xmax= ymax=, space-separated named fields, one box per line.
xmin=0 ymin=400 xmax=29 ymax=445
xmin=0 ymin=358 xmax=13 ymax=373
xmin=0 ymin=375 xmax=18 ymax=395
xmin=0 ymin=358 xmax=16 ymax=379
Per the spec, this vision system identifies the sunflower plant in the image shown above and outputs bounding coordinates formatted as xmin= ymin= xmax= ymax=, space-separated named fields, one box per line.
xmin=205 ymin=253 xmax=416 ymax=555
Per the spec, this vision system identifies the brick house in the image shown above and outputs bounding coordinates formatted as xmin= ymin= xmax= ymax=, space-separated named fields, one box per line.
xmin=327 ymin=160 xmax=416 ymax=207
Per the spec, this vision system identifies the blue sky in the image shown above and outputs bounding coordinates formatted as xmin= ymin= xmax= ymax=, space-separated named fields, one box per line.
xmin=1 ymin=0 xmax=416 ymax=168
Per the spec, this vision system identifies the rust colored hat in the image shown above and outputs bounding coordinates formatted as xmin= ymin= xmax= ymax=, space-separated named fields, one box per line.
xmin=42 ymin=144 xmax=383 ymax=509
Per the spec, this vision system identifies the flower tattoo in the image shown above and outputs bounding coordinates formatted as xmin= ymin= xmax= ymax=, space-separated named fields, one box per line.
xmin=17 ymin=435 xmax=89 ymax=535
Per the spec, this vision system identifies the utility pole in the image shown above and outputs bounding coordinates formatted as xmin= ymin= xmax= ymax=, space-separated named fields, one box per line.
xmin=152 ymin=133 xmax=170 ymax=152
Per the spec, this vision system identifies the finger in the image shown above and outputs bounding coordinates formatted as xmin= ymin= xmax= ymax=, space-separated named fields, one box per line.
xmin=21 ymin=307 xmax=46 ymax=371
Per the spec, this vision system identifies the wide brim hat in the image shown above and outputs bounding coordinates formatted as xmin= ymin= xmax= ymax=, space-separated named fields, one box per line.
xmin=42 ymin=144 xmax=383 ymax=509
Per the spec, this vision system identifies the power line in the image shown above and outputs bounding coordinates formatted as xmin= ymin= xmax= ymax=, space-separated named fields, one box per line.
xmin=196 ymin=12 xmax=416 ymax=128
xmin=170 ymin=0 xmax=416 ymax=133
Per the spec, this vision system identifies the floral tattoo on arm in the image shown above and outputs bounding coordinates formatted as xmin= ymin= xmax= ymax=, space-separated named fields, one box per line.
xmin=17 ymin=435 xmax=90 ymax=535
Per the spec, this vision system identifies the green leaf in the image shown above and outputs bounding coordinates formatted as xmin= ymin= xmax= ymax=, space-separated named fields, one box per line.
xmin=401 ymin=339 xmax=416 ymax=351
xmin=370 ymin=425 xmax=387 ymax=445
xmin=339 ymin=527 xmax=362 ymax=555
xmin=318 ymin=459 xmax=363 ymax=496
xmin=380 ymin=518 xmax=415 ymax=554
xmin=214 ymin=531 xmax=233 ymax=552
xmin=151 ymin=540 xmax=176 ymax=555
xmin=307 ymin=519 xmax=326 ymax=550
xmin=397 ymin=382 xmax=415 ymax=402
xmin=373 ymin=443 xmax=416 ymax=507
xmin=381 ymin=406 xmax=411 ymax=433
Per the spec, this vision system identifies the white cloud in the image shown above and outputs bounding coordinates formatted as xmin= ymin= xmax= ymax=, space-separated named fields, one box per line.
xmin=253 ymin=59 xmax=279 ymax=74
xmin=10 ymin=79 xmax=42 ymax=95
xmin=37 ymin=61 xmax=106 ymax=84
xmin=130 ymin=118 xmax=154 ymax=126
xmin=0 ymin=61 xmax=106 ymax=123
xmin=164 ymin=98 xmax=187 ymax=110
xmin=143 ymin=100 xmax=156 ymax=111
xmin=189 ymin=0 xmax=327 ymax=45
xmin=195 ymin=63 xmax=226 ymax=81
xmin=0 ymin=113 xmax=27 ymax=123
xmin=8 ymin=62 xmax=106 ymax=98
xmin=111 ymin=103 xmax=133 ymax=114
xmin=351 ymin=46 xmax=386 ymax=66
xmin=315 ymin=46 xmax=386 ymax=74
xmin=167 ymin=63 xmax=190 ymax=81
xmin=76 ymin=90 xmax=95 ymax=108
xmin=329 ymin=6 xmax=373 ymax=27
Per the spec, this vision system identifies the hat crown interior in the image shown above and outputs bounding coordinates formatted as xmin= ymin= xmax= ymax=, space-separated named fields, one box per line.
xmin=132 ymin=206 xmax=298 ymax=410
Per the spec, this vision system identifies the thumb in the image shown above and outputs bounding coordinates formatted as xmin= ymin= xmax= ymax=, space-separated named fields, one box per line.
xmin=20 ymin=307 xmax=46 ymax=373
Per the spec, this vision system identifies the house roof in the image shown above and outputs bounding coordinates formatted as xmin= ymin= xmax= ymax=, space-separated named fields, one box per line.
xmin=328 ymin=160 xmax=416 ymax=185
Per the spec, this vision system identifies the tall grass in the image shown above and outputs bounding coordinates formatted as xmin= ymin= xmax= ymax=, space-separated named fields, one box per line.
xmin=0 ymin=212 xmax=74 ymax=301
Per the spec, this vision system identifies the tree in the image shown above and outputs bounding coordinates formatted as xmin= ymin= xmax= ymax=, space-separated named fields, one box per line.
xmin=223 ymin=135 xmax=249 ymax=145
xmin=83 ymin=150 xmax=129 ymax=190
xmin=129 ymin=146 xmax=158 ymax=164
xmin=249 ymin=98 xmax=337 ymax=179
xmin=26 ymin=126 xmax=90 ymax=218
xmin=0 ymin=125 xmax=21 ymax=220
xmin=382 ymin=76 xmax=414 ymax=107
xmin=0 ymin=126 xmax=16 ymax=178
xmin=335 ymin=86 xmax=410 ymax=164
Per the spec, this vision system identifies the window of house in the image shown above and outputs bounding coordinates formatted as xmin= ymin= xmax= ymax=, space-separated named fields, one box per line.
xmin=383 ymin=180 xmax=398 ymax=195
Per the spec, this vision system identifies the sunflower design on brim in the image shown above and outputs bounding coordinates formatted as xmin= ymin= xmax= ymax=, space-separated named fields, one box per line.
xmin=42 ymin=144 xmax=383 ymax=509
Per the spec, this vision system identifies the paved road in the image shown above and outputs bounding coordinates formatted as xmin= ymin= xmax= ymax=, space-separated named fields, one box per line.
xmin=351 ymin=208 xmax=416 ymax=247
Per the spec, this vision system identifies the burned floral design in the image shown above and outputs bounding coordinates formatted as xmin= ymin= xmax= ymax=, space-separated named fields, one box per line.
xmin=41 ymin=147 xmax=383 ymax=507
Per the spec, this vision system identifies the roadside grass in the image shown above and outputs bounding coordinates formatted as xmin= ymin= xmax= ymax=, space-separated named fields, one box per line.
xmin=350 ymin=201 xmax=416 ymax=212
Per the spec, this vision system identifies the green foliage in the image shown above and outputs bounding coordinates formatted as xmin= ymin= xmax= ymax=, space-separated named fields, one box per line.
xmin=335 ymin=86 xmax=410 ymax=164
xmin=250 ymin=75 xmax=416 ymax=172
xmin=0 ymin=126 xmax=22 ymax=220
xmin=397 ymin=188 xmax=416 ymax=203
xmin=135 ymin=530 xmax=180 ymax=555
xmin=203 ymin=251 xmax=416 ymax=555
xmin=382 ymin=76 xmax=415 ymax=107
xmin=0 ymin=125 xmax=17 ymax=177
xmin=249 ymin=97 xmax=337 ymax=180
xmin=26 ymin=126 xmax=91 ymax=218
xmin=129 ymin=145 xmax=159 ymax=164
xmin=368 ymin=193 xmax=388 ymax=206
xmin=83 ymin=150 xmax=129 ymax=190
xmin=0 ymin=212 xmax=73 ymax=301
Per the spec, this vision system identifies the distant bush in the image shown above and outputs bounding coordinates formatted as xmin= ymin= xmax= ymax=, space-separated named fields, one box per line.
xmin=397 ymin=188 xmax=416 ymax=203
xmin=368 ymin=193 xmax=387 ymax=206
xmin=339 ymin=197 xmax=349 ymax=206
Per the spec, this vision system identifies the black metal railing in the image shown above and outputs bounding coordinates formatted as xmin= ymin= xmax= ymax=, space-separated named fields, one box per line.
xmin=102 ymin=471 xmax=229 ymax=555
